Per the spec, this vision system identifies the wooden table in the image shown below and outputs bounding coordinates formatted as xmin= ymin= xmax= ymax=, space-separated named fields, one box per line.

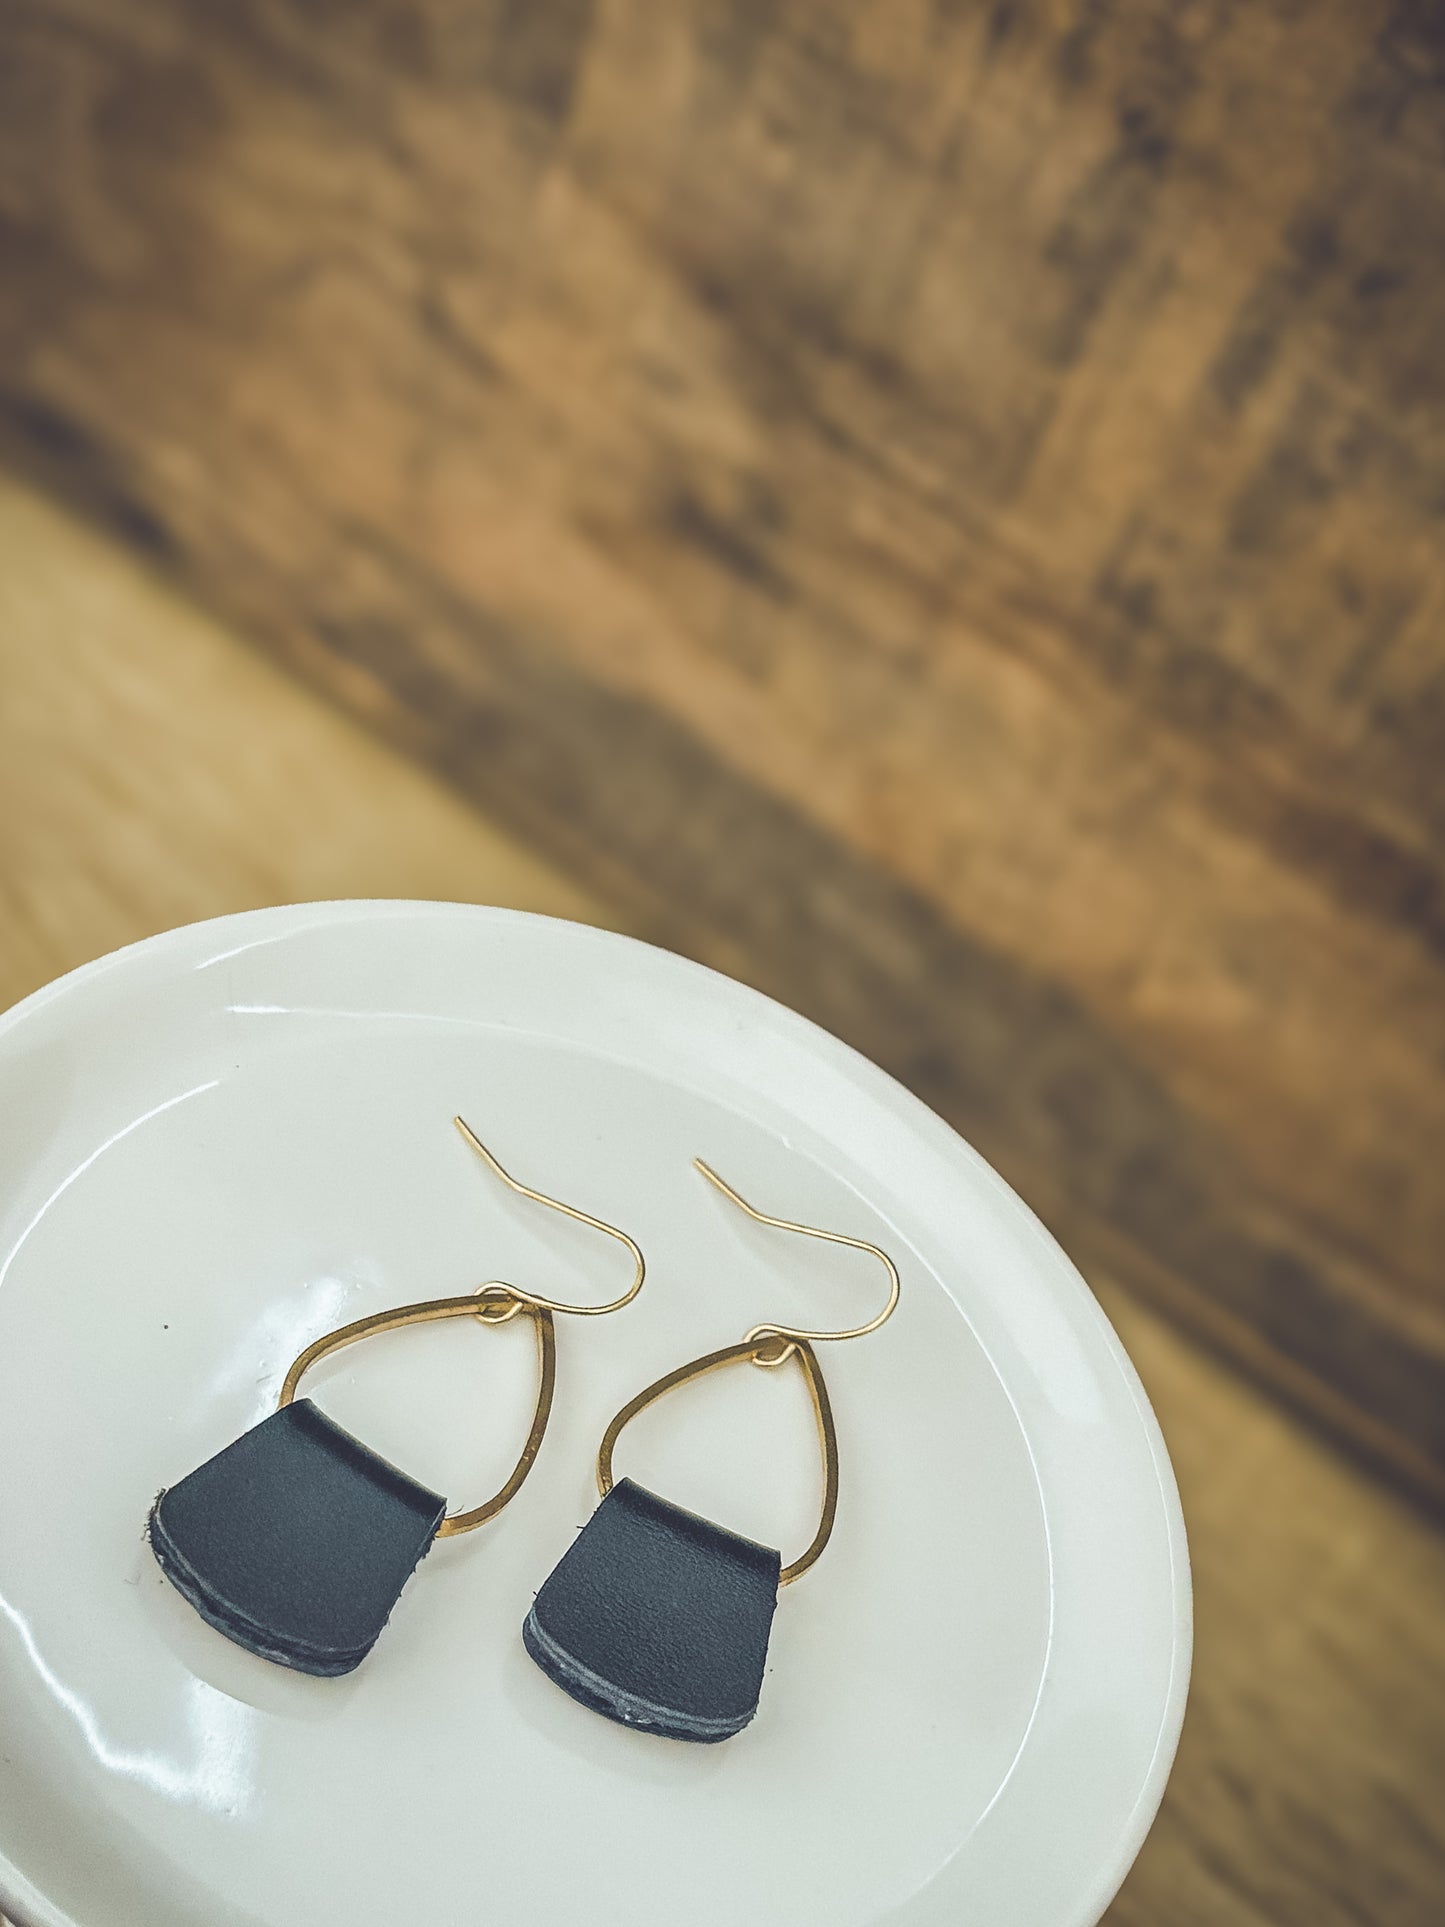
xmin=3 ymin=473 xmax=1442 ymax=1924
xmin=5 ymin=0 xmax=1444 ymax=1513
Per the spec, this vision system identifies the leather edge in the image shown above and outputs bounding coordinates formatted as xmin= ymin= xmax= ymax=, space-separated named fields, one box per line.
xmin=522 ymin=1604 xmax=755 ymax=1743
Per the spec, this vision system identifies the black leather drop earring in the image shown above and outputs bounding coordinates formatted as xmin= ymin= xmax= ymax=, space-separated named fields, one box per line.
xmin=523 ymin=1161 xmax=900 ymax=1742
xmin=147 ymin=1117 xmax=644 ymax=1677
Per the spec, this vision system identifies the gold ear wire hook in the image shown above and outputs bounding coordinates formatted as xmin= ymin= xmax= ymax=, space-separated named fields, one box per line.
xmin=692 ymin=1160 xmax=900 ymax=1362
xmin=454 ymin=1116 xmax=645 ymax=1317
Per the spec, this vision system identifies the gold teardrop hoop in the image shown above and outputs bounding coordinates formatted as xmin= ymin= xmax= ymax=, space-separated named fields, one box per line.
xmin=278 ymin=1286 xmax=557 ymax=1538
xmin=270 ymin=1120 xmax=645 ymax=1537
xmin=596 ymin=1333 xmax=839 ymax=1586
xmin=595 ymin=1159 xmax=897 ymax=1584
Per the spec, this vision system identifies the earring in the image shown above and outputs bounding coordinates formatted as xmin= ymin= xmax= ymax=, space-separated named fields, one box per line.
xmin=523 ymin=1160 xmax=899 ymax=1743
xmin=147 ymin=1117 xmax=644 ymax=1677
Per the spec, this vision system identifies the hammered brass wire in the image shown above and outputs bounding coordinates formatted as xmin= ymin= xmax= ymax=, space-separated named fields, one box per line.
xmin=278 ymin=1289 xmax=557 ymax=1537
xmin=594 ymin=1163 xmax=895 ymax=1586
xmin=273 ymin=1121 xmax=643 ymax=1537
xmin=596 ymin=1334 xmax=838 ymax=1584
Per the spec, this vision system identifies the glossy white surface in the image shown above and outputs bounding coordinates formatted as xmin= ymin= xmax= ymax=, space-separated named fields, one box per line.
xmin=0 ymin=903 xmax=1189 ymax=1927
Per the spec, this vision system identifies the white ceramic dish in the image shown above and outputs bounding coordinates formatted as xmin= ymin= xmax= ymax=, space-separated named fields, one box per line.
xmin=0 ymin=902 xmax=1189 ymax=1927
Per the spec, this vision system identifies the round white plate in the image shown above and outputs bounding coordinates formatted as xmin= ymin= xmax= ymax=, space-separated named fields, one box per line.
xmin=0 ymin=903 xmax=1189 ymax=1927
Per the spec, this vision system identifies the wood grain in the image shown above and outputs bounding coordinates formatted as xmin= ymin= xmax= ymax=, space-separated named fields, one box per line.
xmin=1 ymin=474 xmax=1442 ymax=1924
xmin=0 ymin=474 xmax=609 ymax=1009
xmin=1098 ymin=1276 xmax=1445 ymax=1927
xmin=0 ymin=0 xmax=1442 ymax=1499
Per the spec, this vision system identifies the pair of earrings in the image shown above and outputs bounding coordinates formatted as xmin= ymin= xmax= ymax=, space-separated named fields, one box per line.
xmin=147 ymin=1116 xmax=900 ymax=1742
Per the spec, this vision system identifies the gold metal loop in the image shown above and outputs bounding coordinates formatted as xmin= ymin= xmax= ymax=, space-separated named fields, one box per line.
xmin=596 ymin=1336 xmax=838 ymax=1586
xmin=278 ymin=1291 xmax=557 ymax=1537
xmin=454 ymin=1116 xmax=645 ymax=1318
xmin=693 ymin=1160 xmax=900 ymax=1360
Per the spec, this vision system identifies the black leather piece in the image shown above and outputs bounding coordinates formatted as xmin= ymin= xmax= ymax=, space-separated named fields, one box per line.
xmin=148 ymin=1400 xmax=446 ymax=1676
xmin=523 ymin=1478 xmax=781 ymax=1742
